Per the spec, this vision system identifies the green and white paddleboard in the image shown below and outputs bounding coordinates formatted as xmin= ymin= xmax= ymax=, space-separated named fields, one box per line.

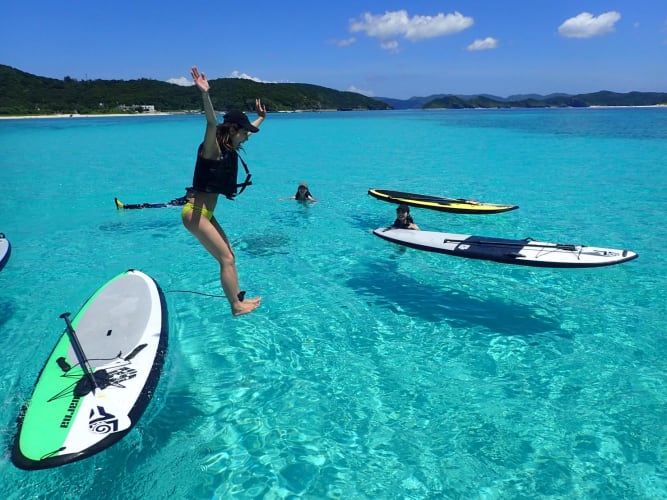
xmin=12 ymin=269 xmax=168 ymax=470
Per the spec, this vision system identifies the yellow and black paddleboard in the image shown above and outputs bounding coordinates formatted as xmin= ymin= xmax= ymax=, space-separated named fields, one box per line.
xmin=368 ymin=188 xmax=518 ymax=214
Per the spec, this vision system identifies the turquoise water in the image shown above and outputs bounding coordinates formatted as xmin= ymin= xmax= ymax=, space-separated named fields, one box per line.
xmin=0 ymin=108 xmax=666 ymax=499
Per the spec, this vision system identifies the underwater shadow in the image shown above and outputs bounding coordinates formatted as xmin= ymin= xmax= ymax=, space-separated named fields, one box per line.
xmin=233 ymin=232 xmax=291 ymax=257
xmin=348 ymin=213 xmax=389 ymax=233
xmin=99 ymin=216 xmax=181 ymax=234
xmin=0 ymin=300 xmax=15 ymax=329
xmin=347 ymin=259 xmax=560 ymax=336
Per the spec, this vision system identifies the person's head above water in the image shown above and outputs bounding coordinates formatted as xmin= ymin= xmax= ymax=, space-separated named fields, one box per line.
xmin=294 ymin=182 xmax=315 ymax=201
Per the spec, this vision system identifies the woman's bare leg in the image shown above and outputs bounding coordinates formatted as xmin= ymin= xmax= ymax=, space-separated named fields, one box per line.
xmin=182 ymin=211 xmax=261 ymax=316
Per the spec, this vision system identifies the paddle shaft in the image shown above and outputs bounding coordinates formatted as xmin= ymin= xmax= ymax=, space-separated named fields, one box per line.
xmin=379 ymin=228 xmax=578 ymax=251
xmin=59 ymin=312 xmax=100 ymax=393
xmin=443 ymin=238 xmax=577 ymax=251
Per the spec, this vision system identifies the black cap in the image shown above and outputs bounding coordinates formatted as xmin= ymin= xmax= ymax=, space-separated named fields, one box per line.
xmin=223 ymin=110 xmax=259 ymax=132
xmin=397 ymin=204 xmax=410 ymax=212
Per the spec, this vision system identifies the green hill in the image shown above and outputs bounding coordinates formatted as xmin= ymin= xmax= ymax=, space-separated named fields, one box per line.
xmin=3 ymin=65 xmax=665 ymax=115
xmin=422 ymin=91 xmax=667 ymax=109
xmin=0 ymin=65 xmax=391 ymax=115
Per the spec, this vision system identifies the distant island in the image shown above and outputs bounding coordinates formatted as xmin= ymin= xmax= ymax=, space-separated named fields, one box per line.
xmin=390 ymin=92 xmax=667 ymax=109
xmin=1 ymin=65 xmax=665 ymax=116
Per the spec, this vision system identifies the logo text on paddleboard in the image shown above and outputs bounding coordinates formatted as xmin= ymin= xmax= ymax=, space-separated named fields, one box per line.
xmin=59 ymin=395 xmax=82 ymax=428
xmin=89 ymin=406 xmax=119 ymax=434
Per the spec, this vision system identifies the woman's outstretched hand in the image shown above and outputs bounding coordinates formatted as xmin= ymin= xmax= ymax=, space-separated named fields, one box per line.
xmin=191 ymin=66 xmax=210 ymax=93
xmin=256 ymin=98 xmax=267 ymax=118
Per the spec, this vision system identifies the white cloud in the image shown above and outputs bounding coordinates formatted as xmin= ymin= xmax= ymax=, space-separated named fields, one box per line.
xmin=168 ymin=72 xmax=280 ymax=85
xmin=349 ymin=9 xmax=474 ymax=51
xmin=230 ymin=70 xmax=266 ymax=82
xmin=347 ymin=85 xmax=374 ymax=97
xmin=381 ymin=40 xmax=400 ymax=53
xmin=558 ymin=11 xmax=621 ymax=39
xmin=467 ymin=37 xmax=498 ymax=51
xmin=167 ymin=77 xmax=193 ymax=86
xmin=333 ymin=37 xmax=356 ymax=47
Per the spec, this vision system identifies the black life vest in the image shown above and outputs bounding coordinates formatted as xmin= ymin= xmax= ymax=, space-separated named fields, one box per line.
xmin=294 ymin=189 xmax=314 ymax=200
xmin=191 ymin=145 xmax=252 ymax=200
xmin=392 ymin=215 xmax=414 ymax=229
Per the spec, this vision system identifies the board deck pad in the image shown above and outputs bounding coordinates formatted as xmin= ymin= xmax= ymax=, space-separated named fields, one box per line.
xmin=373 ymin=228 xmax=638 ymax=268
xmin=368 ymin=188 xmax=518 ymax=214
xmin=74 ymin=275 xmax=154 ymax=367
xmin=12 ymin=270 xmax=168 ymax=470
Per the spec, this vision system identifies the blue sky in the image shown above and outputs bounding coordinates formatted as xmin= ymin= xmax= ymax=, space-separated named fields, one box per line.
xmin=2 ymin=0 xmax=666 ymax=99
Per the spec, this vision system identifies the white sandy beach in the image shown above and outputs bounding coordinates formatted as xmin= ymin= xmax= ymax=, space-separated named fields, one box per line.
xmin=0 ymin=112 xmax=184 ymax=120
xmin=1 ymin=105 xmax=664 ymax=120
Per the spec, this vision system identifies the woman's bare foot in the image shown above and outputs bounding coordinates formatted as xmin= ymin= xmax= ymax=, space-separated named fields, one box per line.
xmin=232 ymin=296 xmax=261 ymax=316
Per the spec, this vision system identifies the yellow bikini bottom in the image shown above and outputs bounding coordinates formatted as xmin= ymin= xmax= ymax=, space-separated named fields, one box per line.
xmin=181 ymin=202 xmax=214 ymax=221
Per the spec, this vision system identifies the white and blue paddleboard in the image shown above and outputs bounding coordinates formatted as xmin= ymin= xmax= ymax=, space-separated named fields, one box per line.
xmin=374 ymin=228 xmax=638 ymax=268
xmin=0 ymin=233 xmax=10 ymax=271
xmin=12 ymin=269 xmax=168 ymax=470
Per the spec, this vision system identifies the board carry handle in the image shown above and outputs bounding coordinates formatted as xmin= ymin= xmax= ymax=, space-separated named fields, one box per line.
xmin=59 ymin=312 xmax=100 ymax=394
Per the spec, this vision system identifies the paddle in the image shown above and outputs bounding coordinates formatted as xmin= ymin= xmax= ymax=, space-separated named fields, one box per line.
xmin=378 ymin=229 xmax=578 ymax=251
xmin=59 ymin=313 xmax=131 ymax=434
xmin=370 ymin=189 xmax=480 ymax=206
xmin=441 ymin=238 xmax=578 ymax=251
xmin=60 ymin=313 xmax=100 ymax=394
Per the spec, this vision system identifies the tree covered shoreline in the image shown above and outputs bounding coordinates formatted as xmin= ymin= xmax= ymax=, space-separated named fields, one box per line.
xmin=1 ymin=64 xmax=665 ymax=116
